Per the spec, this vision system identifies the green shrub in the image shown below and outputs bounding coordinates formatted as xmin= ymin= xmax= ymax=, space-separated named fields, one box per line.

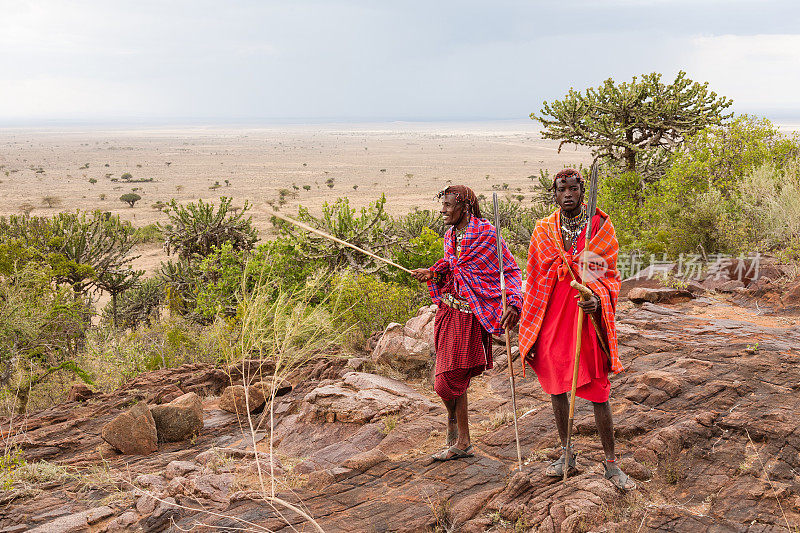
xmin=272 ymin=195 xmax=397 ymax=274
xmin=0 ymin=211 xmax=139 ymax=296
xmin=103 ymin=278 xmax=164 ymax=329
xmin=393 ymin=227 xmax=443 ymax=285
xmin=393 ymin=208 xmax=446 ymax=238
xmin=162 ymin=197 xmax=257 ymax=261
xmin=119 ymin=193 xmax=141 ymax=207
xmin=332 ymin=272 xmax=423 ymax=344
xmin=131 ymin=224 xmax=163 ymax=244
xmin=0 ymin=265 xmax=92 ymax=414
xmin=83 ymin=318 xmax=227 ymax=391
xmin=640 ymin=116 xmax=800 ymax=257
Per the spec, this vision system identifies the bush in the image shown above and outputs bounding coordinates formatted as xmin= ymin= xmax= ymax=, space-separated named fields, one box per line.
xmin=392 ymin=227 xmax=443 ymax=285
xmin=120 ymin=193 xmax=141 ymax=207
xmin=0 ymin=211 xmax=139 ymax=295
xmin=162 ymin=197 xmax=257 ymax=261
xmin=131 ymin=224 xmax=163 ymax=244
xmin=103 ymin=278 xmax=164 ymax=329
xmin=332 ymin=272 xmax=423 ymax=344
xmin=0 ymin=265 xmax=92 ymax=414
xmin=41 ymin=196 xmax=61 ymax=208
xmin=83 ymin=318 xmax=227 ymax=391
xmin=272 ymin=195 xmax=397 ymax=274
xmin=393 ymin=208 xmax=446 ymax=238
xmin=642 ymin=116 xmax=800 ymax=257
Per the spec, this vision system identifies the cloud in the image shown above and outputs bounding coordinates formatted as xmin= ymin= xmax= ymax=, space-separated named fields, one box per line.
xmin=687 ymin=34 xmax=800 ymax=109
xmin=0 ymin=77 xmax=159 ymax=120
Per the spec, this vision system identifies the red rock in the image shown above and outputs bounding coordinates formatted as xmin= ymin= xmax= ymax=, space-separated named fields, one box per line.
xmin=27 ymin=506 xmax=113 ymax=533
xmin=100 ymin=402 xmax=157 ymax=455
xmin=639 ymin=370 xmax=683 ymax=397
xmin=66 ymin=383 xmax=93 ymax=402
xmin=149 ymin=392 xmax=203 ymax=442
xmin=370 ymin=305 xmax=436 ymax=375
xmin=218 ymin=385 xmax=266 ymax=413
xmin=628 ymin=286 xmax=692 ymax=304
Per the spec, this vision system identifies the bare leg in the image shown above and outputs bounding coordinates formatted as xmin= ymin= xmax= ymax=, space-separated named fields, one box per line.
xmin=551 ymin=392 xmax=569 ymax=447
xmin=592 ymin=400 xmax=615 ymax=461
xmin=435 ymin=394 xmax=470 ymax=459
xmin=443 ymin=397 xmax=457 ymax=445
xmin=544 ymin=392 xmax=576 ymax=477
xmin=454 ymin=392 xmax=470 ymax=450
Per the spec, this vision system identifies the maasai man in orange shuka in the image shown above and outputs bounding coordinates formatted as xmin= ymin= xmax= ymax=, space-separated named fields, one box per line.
xmin=411 ymin=185 xmax=523 ymax=462
xmin=518 ymin=168 xmax=636 ymax=491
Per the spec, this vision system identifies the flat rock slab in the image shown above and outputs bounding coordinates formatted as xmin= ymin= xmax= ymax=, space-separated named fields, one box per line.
xmin=27 ymin=506 xmax=113 ymax=533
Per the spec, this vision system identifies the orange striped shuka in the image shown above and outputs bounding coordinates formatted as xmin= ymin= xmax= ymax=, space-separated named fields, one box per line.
xmin=518 ymin=207 xmax=624 ymax=375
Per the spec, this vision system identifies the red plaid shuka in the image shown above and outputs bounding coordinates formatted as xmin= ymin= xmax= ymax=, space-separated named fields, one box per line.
xmin=427 ymin=216 xmax=523 ymax=335
xmin=433 ymin=305 xmax=492 ymax=400
xmin=518 ymin=207 xmax=624 ymax=374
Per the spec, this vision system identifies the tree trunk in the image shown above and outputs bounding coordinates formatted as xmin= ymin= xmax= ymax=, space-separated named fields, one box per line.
xmin=625 ymin=128 xmax=636 ymax=172
xmin=112 ymin=292 xmax=118 ymax=328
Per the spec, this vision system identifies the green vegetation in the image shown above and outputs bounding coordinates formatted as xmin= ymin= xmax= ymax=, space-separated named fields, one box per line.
xmin=120 ymin=193 xmax=141 ymax=207
xmin=533 ymin=71 xmax=733 ymax=178
xmin=534 ymin=73 xmax=800 ymax=265
xmin=597 ymin=115 xmax=800 ymax=259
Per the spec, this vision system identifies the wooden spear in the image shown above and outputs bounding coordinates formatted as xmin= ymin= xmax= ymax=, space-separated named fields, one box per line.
xmin=269 ymin=209 xmax=413 ymax=274
xmin=493 ymin=193 xmax=523 ymax=472
xmin=563 ymin=162 xmax=599 ymax=482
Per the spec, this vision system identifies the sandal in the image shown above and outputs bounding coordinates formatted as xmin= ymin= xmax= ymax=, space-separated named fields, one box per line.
xmin=432 ymin=445 xmax=474 ymax=461
xmin=604 ymin=461 xmax=637 ymax=491
xmin=544 ymin=450 xmax=578 ymax=478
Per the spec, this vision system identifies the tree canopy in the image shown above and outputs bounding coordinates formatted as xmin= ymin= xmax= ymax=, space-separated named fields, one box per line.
xmin=531 ymin=71 xmax=733 ymax=178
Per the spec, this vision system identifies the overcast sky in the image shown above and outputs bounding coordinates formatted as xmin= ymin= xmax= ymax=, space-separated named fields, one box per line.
xmin=1 ymin=0 xmax=799 ymax=124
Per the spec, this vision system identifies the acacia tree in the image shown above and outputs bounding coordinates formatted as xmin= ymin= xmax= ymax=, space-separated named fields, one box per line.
xmin=531 ymin=71 xmax=733 ymax=179
xmin=120 ymin=193 xmax=141 ymax=207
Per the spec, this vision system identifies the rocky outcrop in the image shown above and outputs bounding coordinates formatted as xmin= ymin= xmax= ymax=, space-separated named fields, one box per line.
xmin=3 ymin=290 xmax=800 ymax=532
xmin=218 ymin=384 xmax=266 ymax=413
xmin=66 ymin=382 xmax=94 ymax=402
xmin=150 ymin=392 xmax=204 ymax=442
xmin=627 ymin=286 xmax=693 ymax=304
xmin=370 ymin=304 xmax=436 ymax=374
xmin=300 ymin=371 xmax=437 ymax=424
xmin=100 ymin=401 xmax=158 ymax=455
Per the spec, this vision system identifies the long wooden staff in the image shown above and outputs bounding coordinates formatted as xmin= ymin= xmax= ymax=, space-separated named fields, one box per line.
xmin=563 ymin=162 xmax=599 ymax=482
xmin=493 ymin=193 xmax=523 ymax=472
xmin=269 ymin=209 xmax=413 ymax=274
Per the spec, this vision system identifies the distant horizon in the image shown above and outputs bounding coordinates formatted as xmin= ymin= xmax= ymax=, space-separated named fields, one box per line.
xmin=2 ymin=113 xmax=799 ymax=132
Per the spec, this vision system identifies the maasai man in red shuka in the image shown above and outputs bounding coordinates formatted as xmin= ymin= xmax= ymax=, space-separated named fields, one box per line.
xmin=412 ymin=185 xmax=523 ymax=461
xmin=518 ymin=169 xmax=636 ymax=491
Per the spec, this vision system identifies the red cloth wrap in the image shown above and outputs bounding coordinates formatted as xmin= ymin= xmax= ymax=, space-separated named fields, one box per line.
xmin=527 ymin=214 xmax=610 ymax=402
xmin=426 ymin=216 xmax=523 ymax=335
xmin=433 ymin=304 xmax=492 ymax=401
xmin=519 ymin=207 xmax=623 ymax=391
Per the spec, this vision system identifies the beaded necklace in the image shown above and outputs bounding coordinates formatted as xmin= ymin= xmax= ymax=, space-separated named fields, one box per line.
xmin=561 ymin=206 xmax=588 ymax=254
xmin=453 ymin=223 xmax=467 ymax=258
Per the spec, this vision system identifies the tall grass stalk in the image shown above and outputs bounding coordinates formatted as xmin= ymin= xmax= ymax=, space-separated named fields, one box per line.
xmin=227 ymin=258 xmax=353 ymax=532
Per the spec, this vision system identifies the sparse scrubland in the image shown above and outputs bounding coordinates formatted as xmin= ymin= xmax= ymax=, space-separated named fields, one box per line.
xmin=1 ymin=91 xmax=800 ymax=530
xmin=1 ymin=110 xmax=799 ymax=418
